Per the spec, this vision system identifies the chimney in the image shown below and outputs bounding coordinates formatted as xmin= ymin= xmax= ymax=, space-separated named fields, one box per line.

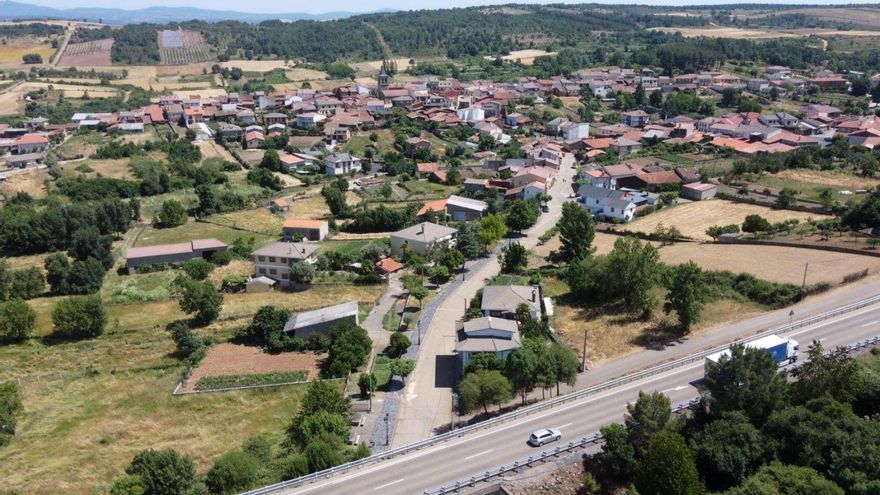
xmin=531 ymin=288 xmax=537 ymax=303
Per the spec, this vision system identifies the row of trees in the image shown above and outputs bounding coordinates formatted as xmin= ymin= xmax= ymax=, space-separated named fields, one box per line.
xmin=592 ymin=341 xmax=880 ymax=495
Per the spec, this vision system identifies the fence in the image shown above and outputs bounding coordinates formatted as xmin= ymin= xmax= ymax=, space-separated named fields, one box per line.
xmin=422 ymin=333 xmax=880 ymax=495
xmin=239 ymin=293 xmax=880 ymax=495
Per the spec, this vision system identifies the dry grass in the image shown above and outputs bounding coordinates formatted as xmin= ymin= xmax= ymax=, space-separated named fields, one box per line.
xmin=182 ymin=343 xmax=324 ymax=392
xmin=773 ymin=169 xmax=880 ymax=190
xmin=210 ymin=207 xmax=284 ymax=235
xmin=0 ymin=37 xmax=57 ymax=65
xmin=552 ymin=294 xmax=763 ymax=365
xmin=196 ymin=140 xmax=236 ymax=163
xmin=625 ymin=200 xmax=828 ymax=241
xmin=284 ymin=68 xmax=330 ymax=81
xmin=0 ymin=167 xmax=50 ymax=198
xmin=535 ymin=232 xmax=877 ymax=285
xmin=648 ymin=26 xmax=799 ymax=39
xmin=134 ymin=221 xmax=275 ymax=248
xmin=63 ymin=158 xmax=136 ymax=180
xmin=218 ymin=284 xmax=385 ymax=325
xmin=220 ymin=60 xmax=291 ymax=72
xmin=483 ymin=49 xmax=558 ymax=65
xmin=208 ymin=259 xmax=252 ymax=287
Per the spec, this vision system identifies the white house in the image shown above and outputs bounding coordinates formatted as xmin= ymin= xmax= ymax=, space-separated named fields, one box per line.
xmin=324 ymin=153 xmax=363 ymax=175
xmin=454 ymin=316 xmax=522 ymax=370
xmin=577 ymin=184 xmax=637 ymax=222
xmin=250 ymin=241 xmax=320 ymax=288
xmin=390 ymin=222 xmax=457 ymax=257
xmin=561 ymin=122 xmax=590 ymax=142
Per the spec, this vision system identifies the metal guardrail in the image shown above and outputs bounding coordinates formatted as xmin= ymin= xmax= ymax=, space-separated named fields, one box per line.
xmin=422 ymin=333 xmax=880 ymax=495
xmin=239 ymin=294 xmax=880 ymax=495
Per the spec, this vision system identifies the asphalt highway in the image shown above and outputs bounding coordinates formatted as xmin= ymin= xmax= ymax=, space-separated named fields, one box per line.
xmin=278 ymin=297 xmax=880 ymax=495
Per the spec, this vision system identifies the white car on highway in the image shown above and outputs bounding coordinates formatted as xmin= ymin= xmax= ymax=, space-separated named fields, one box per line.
xmin=528 ymin=428 xmax=562 ymax=447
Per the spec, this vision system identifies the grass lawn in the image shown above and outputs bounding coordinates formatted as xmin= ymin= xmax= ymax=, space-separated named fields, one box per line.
xmin=750 ymin=169 xmax=880 ymax=202
xmin=399 ymin=179 xmax=460 ymax=199
xmin=373 ymin=355 xmax=393 ymax=389
xmin=209 ymin=207 xmax=285 ymax=236
xmin=0 ymin=297 xmax=309 ymax=495
xmin=319 ymin=239 xmax=372 ymax=255
xmin=134 ymin=220 xmax=275 ymax=248
xmin=55 ymin=131 xmax=107 ymax=159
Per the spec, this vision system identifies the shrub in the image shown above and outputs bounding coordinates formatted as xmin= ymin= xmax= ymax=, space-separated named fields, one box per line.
xmin=51 ymin=294 xmax=107 ymax=340
xmin=386 ymin=331 xmax=411 ymax=358
xmin=0 ymin=299 xmax=36 ymax=342
xmin=205 ymin=451 xmax=261 ymax=494
xmin=180 ymin=258 xmax=214 ymax=281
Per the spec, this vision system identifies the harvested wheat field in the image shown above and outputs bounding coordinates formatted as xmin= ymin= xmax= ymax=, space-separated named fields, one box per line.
xmin=648 ymin=27 xmax=798 ymax=39
xmin=196 ymin=140 xmax=236 ymax=163
xmin=625 ymin=200 xmax=828 ymax=241
xmin=181 ymin=343 xmax=323 ymax=392
xmin=0 ymin=37 xmax=57 ymax=66
xmin=220 ymin=60 xmax=291 ymax=72
xmin=657 ymin=241 xmax=880 ymax=285
xmin=483 ymin=49 xmax=558 ymax=65
xmin=773 ymin=169 xmax=880 ymax=190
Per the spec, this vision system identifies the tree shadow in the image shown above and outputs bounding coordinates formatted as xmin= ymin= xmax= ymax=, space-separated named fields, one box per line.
xmin=630 ymin=319 xmax=688 ymax=351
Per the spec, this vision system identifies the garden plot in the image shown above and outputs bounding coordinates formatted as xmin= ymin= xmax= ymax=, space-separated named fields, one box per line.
xmin=58 ymin=38 xmax=113 ymax=66
xmin=181 ymin=343 xmax=322 ymax=393
xmin=158 ymin=29 xmax=211 ymax=65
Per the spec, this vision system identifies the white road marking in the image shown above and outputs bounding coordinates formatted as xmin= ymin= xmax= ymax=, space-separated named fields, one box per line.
xmin=862 ymin=320 xmax=879 ymax=328
xmin=374 ymin=479 xmax=405 ymax=490
xmin=558 ymin=422 xmax=573 ymax=428
xmin=661 ymin=385 xmax=688 ymax=394
xmin=464 ymin=449 xmax=494 ymax=460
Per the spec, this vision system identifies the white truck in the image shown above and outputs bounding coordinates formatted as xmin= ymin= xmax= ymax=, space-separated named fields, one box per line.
xmin=704 ymin=334 xmax=799 ymax=376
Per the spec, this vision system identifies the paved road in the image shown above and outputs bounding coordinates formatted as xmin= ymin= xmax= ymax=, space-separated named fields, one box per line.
xmin=50 ymin=28 xmax=72 ymax=67
xmin=279 ymin=299 xmax=880 ymax=495
xmin=392 ymin=163 xmax=578 ymax=446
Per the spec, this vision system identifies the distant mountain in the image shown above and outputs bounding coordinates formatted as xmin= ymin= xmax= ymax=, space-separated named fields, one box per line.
xmin=0 ymin=1 xmax=397 ymax=24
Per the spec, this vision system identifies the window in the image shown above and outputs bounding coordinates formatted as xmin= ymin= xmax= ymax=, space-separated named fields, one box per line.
xmin=269 ymin=257 xmax=276 ymax=263
xmin=257 ymin=256 xmax=265 ymax=262
xmin=610 ymin=207 xmax=615 ymax=212
xmin=258 ymin=268 xmax=266 ymax=274
xmin=281 ymin=273 xmax=289 ymax=279
xmin=269 ymin=269 xmax=277 ymax=275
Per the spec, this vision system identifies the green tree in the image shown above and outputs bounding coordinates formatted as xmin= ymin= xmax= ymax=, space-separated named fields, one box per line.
xmin=157 ymin=200 xmax=187 ymax=227
xmin=51 ymin=294 xmax=106 ymax=339
xmin=44 ymin=252 xmax=71 ymax=294
xmin=459 ymin=369 xmax=513 ymax=415
xmin=410 ymin=286 xmax=428 ymax=307
xmin=505 ymin=346 xmax=538 ymax=404
xmin=389 ymin=358 xmax=416 ymax=384
xmin=598 ymin=423 xmax=637 ymax=481
xmin=260 ymin=148 xmax=282 ymax=172
xmin=625 ymin=390 xmax=672 ymax=455
xmin=9 ymin=267 xmax=44 ymax=300
xmin=500 ymin=242 xmax=528 ymax=274
xmin=649 ymin=88 xmax=663 ymax=107
xmin=180 ymin=258 xmax=214 ymax=281
xmin=478 ymin=214 xmax=508 ymax=247
xmin=791 ymin=341 xmax=862 ymax=405
xmin=0 ymin=299 xmax=36 ymax=342
xmin=0 ymin=381 xmax=23 ymax=444
xmin=205 ymin=450 xmax=260 ymax=494
xmin=167 ymin=321 xmax=204 ymax=358
xmin=723 ymin=463 xmax=843 ymax=495
xmin=556 ymin=202 xmax=595 ymax=263
xmin=172 ymin=275 xmax=223 ymax=326
xmin=634 ymin=83 xmax=646 ymax=105
xmin=323 ymin=320 xmax=372 ymax=377
xmin=550 ymin=341 xmax=579 ymax=396
xmin=124 ymin=448 xmax=197 ymax=495
xmin=456 ymin=223 xmax=481 ymax=259
xmin=635 ymin=431 xmax=704 ymax=495
xmin=705 ymin=224 xmax=740 ymax=242
xmin=292 ymin=410 xmax=350 ymax=448
xmin=704 ymin=344 xmax=789 ymax=425
xmin=110 ymin=476 xmax=146 ymax=495
xmin=693 ymin=412 xmax=766 ymax=491
xmin=664 ymin=261 xmax=708 ymax=331
xmin=505 ymin=200 xmax=540 ymax=232
xmin=289 ymin=261 xmax=317 ymax=284
xmin=386 ymin=331 xmax=411 ymax=358
xmin=437 ymin=248 xmax=465 ymax=273
xmin=358 ymin=373 xmax=377 ymax=397
xmin=742 ymin=214 xmax=771 ymax=238
xmin=304 ymin=438 xmax=345 ymax=472
xmin=464 ymin=352 xmax=505 ymax=374
xmin=607 ymin=237 xmax=660 ymax=313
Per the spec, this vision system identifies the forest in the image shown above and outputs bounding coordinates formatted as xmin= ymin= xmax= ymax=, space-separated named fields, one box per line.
xmin=0 ymin=23 xmax=63 ymax=37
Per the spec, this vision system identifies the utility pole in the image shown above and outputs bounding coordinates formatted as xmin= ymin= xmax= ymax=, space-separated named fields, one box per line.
xmin=384 ymin=413 xmax=390 ymax=446
xmin=802 ymin=262 xmax=809 ymax=287
xmin=789 ymin=310 xmax=795 ymax=329
xmin=415 ymin=320 xmax=420 ymax=346
xmin=581 ymin=327 xmax=588 ymax=372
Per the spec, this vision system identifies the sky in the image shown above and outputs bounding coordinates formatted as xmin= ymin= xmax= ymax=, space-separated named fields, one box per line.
xmin=18 ymin=0 xmax=877 ymax=15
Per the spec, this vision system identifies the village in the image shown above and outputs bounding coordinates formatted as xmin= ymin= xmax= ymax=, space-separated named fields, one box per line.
xmin=4 ymin=18 xmax=880 ymax=493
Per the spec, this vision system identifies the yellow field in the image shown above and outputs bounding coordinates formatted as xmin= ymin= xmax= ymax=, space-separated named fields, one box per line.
xmin=220 ymin=60 xmax=291 ymax=72
xmin=196 ymin=140 xmax=237 ymax=163
xmin=625 ymin=200 xmax=828 ymax=241
xmin=0 ymin=39 xmax=56 ymax=65
xmin=284 ymin=68 xmax=330 ymax=81
xmin=483 ymin=49 xmax=558 ymax=65
xmin=0 ymin=167 xmax=50 ymax=198
xmin=648 ymin=26 xmax=798 ymax=39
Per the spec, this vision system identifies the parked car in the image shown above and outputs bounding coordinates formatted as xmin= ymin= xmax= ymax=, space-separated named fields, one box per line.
xmin=528 ymin=427 xmax=562 ymax=447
